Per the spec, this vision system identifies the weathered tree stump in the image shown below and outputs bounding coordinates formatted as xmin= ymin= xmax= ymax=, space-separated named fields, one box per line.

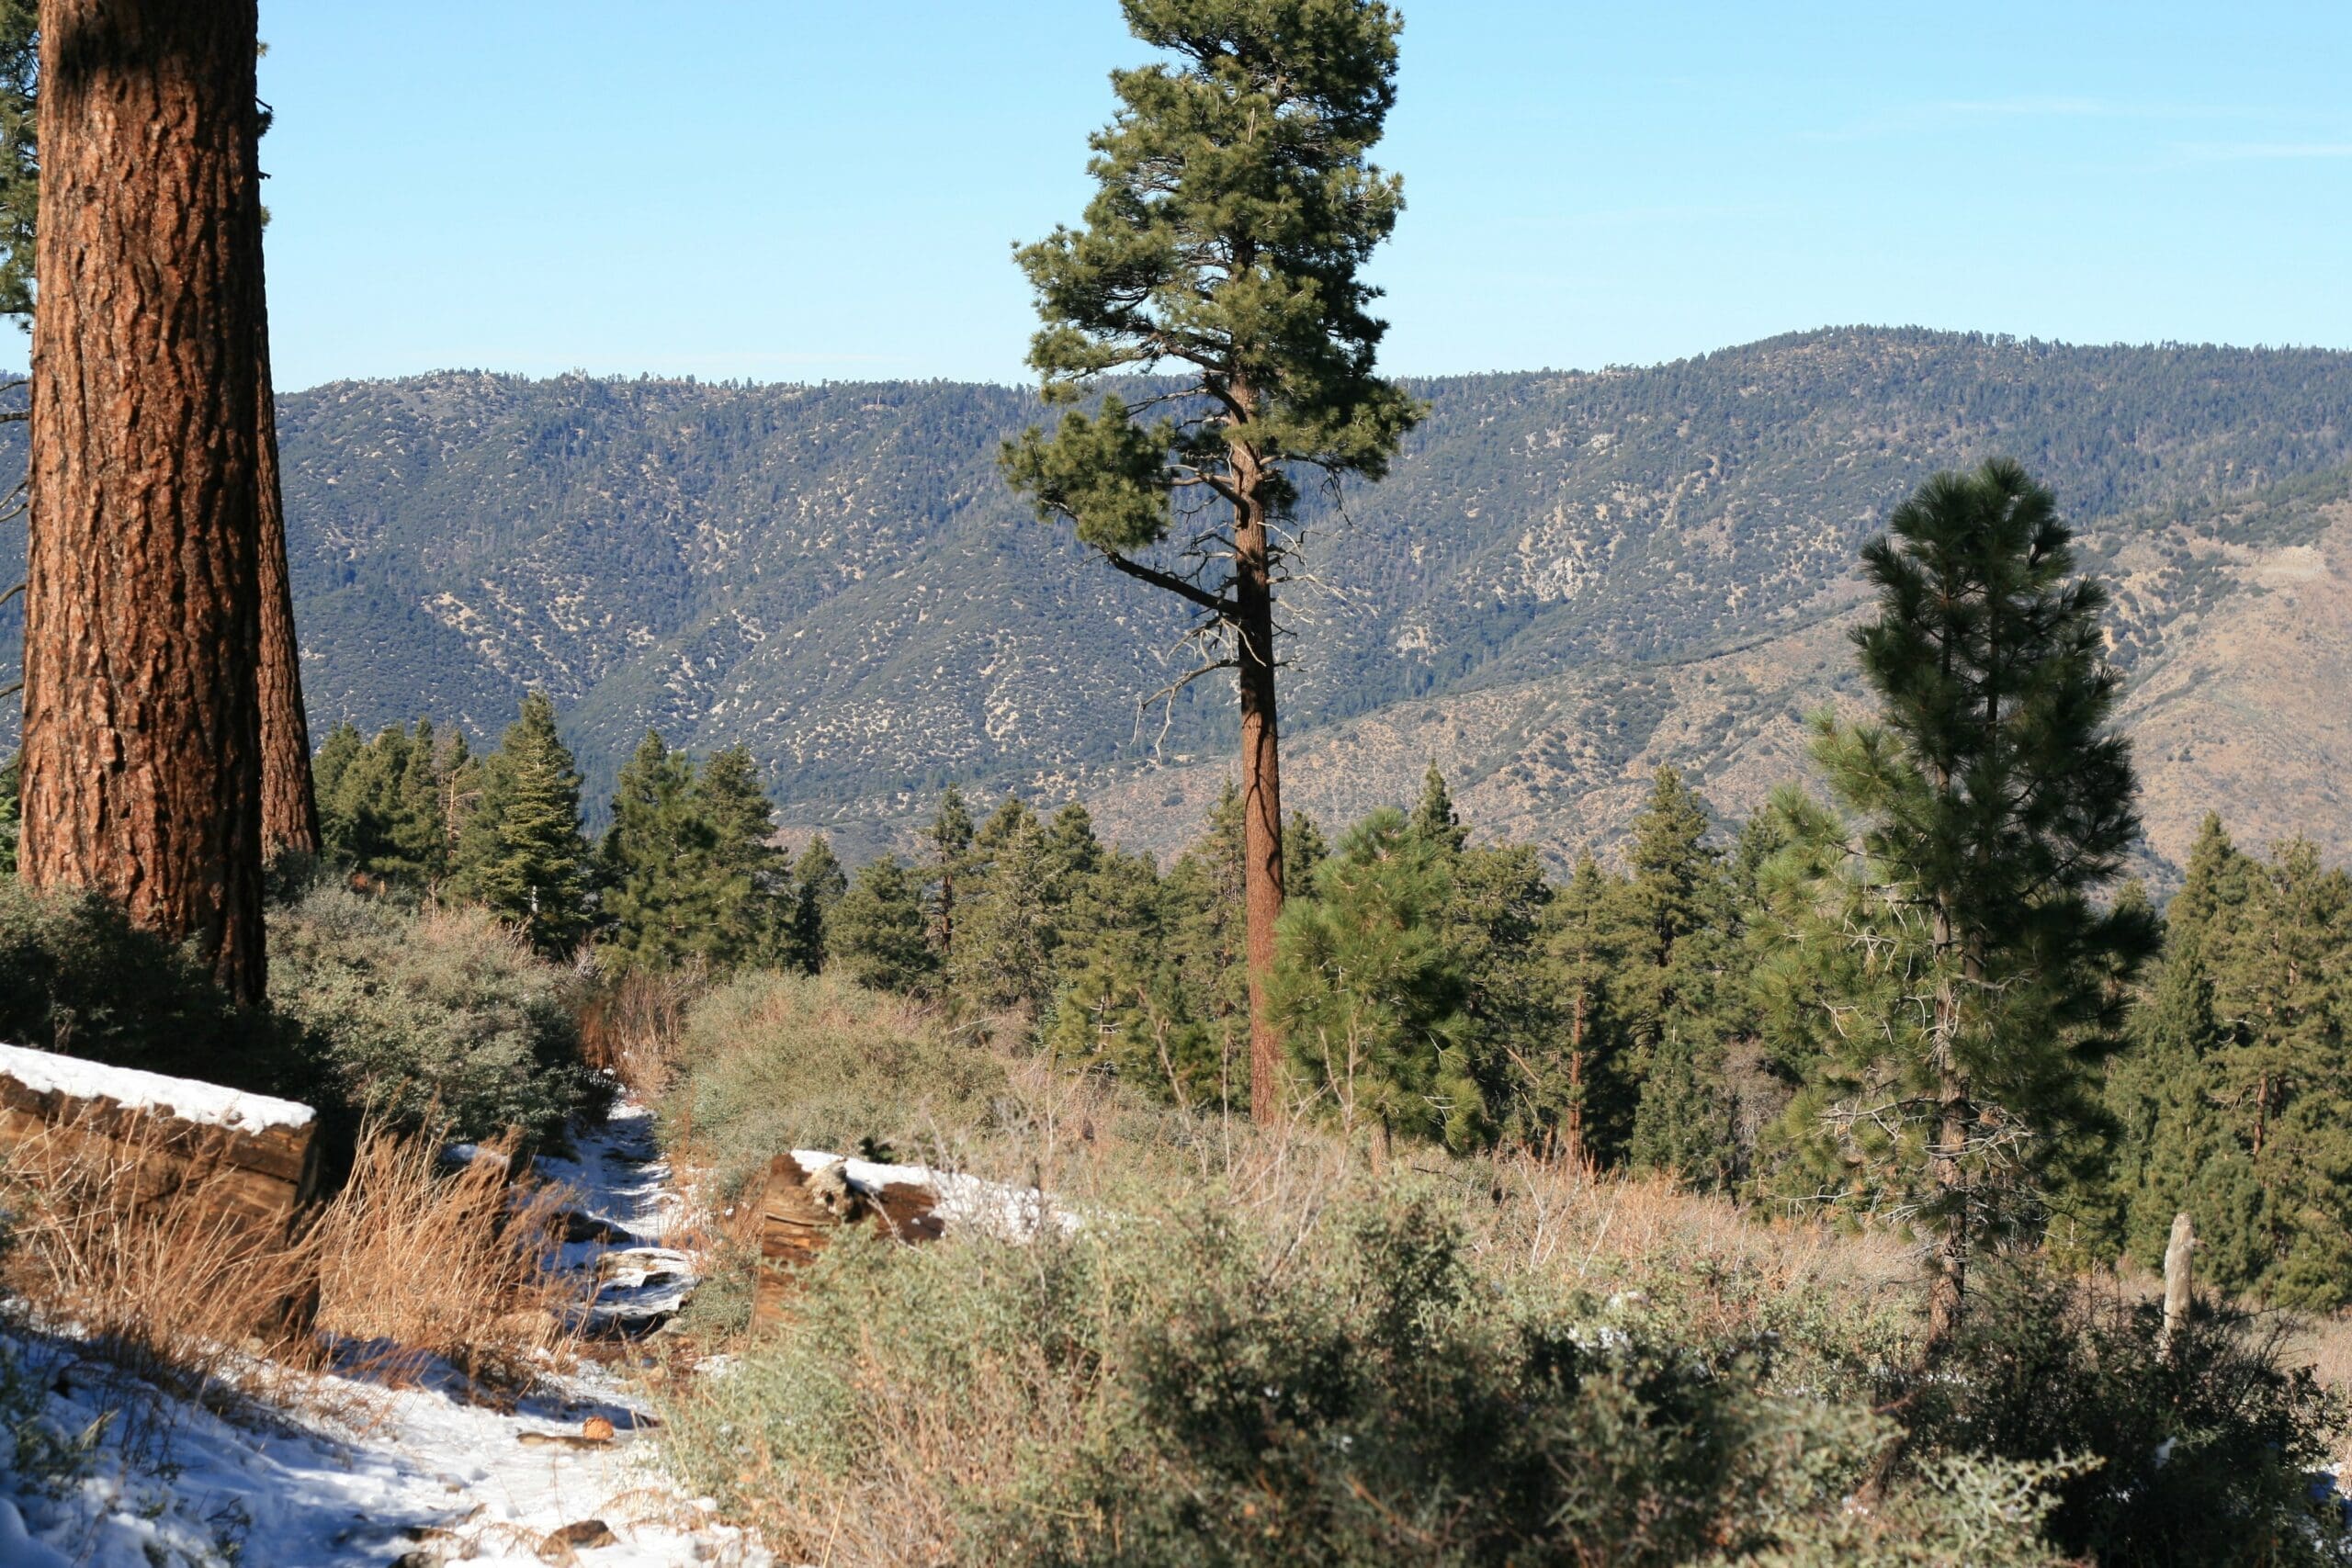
xmin=0 ymin=1043 xmax=322 ymax=1245
xmin=752 ymin=1152 xmax=943 ymax=1330
xmin=2163 ymin=1211 xmax=2196 ymax=1358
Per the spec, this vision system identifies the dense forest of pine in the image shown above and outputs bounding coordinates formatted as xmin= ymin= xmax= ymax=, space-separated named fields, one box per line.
xmin=307 ymin=677 xmax=2352 ymax=1313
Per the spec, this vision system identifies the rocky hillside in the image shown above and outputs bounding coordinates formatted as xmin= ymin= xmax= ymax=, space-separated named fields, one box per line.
xmin=5 ymin=327 xmax=2347 ymax=875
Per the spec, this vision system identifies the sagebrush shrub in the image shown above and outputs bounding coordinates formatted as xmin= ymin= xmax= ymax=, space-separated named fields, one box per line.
xmin=269 ymin=885 xmax=594 ymax=1145
xmin=1904 ymin=1258 xmax=2344 ymax=1567
xmin=657 ymin=1191 xmax=1920 ymax=1566
xmin=656 ymin=970 xmax=1005 ymax=1195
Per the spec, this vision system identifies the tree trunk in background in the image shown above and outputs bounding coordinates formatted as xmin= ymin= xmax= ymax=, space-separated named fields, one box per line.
xmin=254 ymin=283 xmax=318 ymax=856
xmin=20 ymin=0 xmax=266 ymax=1000
xmin=1233 ymin=492 xmax=1285 ymax=1124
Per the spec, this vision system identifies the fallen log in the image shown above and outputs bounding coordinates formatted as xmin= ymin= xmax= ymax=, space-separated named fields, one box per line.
xmin=0 ymin=1043 xmax=322 ymax=1247
xmin=752 ymin=1151 xmax=943 ymax=1330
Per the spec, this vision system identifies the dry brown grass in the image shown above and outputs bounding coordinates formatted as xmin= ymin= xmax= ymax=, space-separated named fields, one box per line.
xmin=0 ymin=1111 xmax=323 ymax=1423
xmin=580 ymin=965 xmax=707 ymax=1101
xmin=0 ymin=1109 xmax=594 ymax=1432
xmin=308 ymin=1122 xmax=592 ymax=1392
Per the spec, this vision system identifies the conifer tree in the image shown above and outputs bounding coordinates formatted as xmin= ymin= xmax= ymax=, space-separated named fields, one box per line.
xmin=1283 ymin=808 xmax=1329 ymax=892
xmin=1039 ymin=801 xmax=1103 ymax=906
xmin=1439 ymin=838 xmax=1554 ymax=1155
xmin=0 ymin=0 xmax=33 ymax=323
xmin=952 ymin=817 xmax=1061 ymax=1014
xmin=452 ymin=692 xmax=591 ymax=956
xmin=597 ymin=729 xmax=718 ymax=972
xmin=1773 ymin=459 xmax=2154 ymax=1350
xmin=1408 ymin=761 xmax=1469 ymax=857
xmin=1534 ymin=853 xmax=1631 ymax=1165
xmin=788 ymin=835 xmax=848 ymax=975
xmin=1047 ymin=840 xmax=1201 ymax=1099
xmin=827 ymin=855 xmax=937 ymax=995
xmin=1162 ymin=781 xmax=1252 ymax=1095
xmin=1272 ymin=808 xmax=1476 ymax=1149
xmin=317 ymin=720 xmax=448 ymax=885
xmin=698 ymin=744 xmax=788 ymax=969
xmin=1616 ymin=765 xmax=1738 ymax=1185
xmin=925 ymin=784 xmax=976 ymax=964
xmin=1001 ymin=0 xmax=1422 ymax=1122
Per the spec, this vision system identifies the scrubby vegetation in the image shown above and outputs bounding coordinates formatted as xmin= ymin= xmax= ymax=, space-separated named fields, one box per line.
xmin=656 ymin=969 xmax=1006 ymax=1197
xmin=650 ymin=986 xmax=2342 ymax=1566
xmin=267 ymin=884 xmax=594 ymax=1145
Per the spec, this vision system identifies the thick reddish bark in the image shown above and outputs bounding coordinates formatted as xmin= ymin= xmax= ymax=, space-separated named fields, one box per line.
xmin=254 ymin=288 xmax=318 ymax=855
xmin=21 ymin=0 xmax=267 ymax=1000
xmin=1233 ymin=478 xmax=1285 ymax=1124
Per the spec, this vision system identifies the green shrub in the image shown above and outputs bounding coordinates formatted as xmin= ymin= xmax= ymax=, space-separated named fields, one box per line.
xmin=657 ymin=969 xmax=1004 ymax=1196
xmin=268 ymin=885 xmax=594 ymax=1145
xmin=1904 ymin=1259 xmax=2344 ymax=1567
xmin=0 ymin=880 xmax=300 ymax=1096
xmin=657 ymin=1191 xmax=1922 ymax=1566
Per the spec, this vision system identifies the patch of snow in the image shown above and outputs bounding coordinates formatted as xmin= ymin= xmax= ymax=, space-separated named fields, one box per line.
xmin=0 ymin=1099 xmax=752 ymax=1566
xmin=0 ymin=1043 xmax=313 ymax=1135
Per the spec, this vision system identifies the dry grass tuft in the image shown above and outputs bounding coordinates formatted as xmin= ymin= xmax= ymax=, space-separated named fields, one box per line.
xmin=308 ymin=1122 xmax=591 ymax=1392
xmin=0 ymin=1111 xmax=322 ymax=1426
xmin=580 ymin=965 xmax=707 ymax=1101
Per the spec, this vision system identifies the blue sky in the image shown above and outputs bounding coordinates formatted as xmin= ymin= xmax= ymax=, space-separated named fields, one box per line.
xmin=255 ymin=1 xmax=2352 ymax=391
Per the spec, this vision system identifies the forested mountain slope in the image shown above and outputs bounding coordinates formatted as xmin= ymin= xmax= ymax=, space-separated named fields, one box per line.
xmin=6 ymin=327 xmax=2346 ymax=871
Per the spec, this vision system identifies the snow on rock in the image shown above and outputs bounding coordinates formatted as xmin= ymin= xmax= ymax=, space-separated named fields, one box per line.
xmin=786 ymin=1147 xmax=1078 ymax=1241
xmin=0 ymin=1042 xmax=314 ymax=1135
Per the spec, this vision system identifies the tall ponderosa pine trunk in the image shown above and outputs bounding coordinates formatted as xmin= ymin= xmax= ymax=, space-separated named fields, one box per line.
xmin=254 ymin=276 xmax=319 ymax=855
xmin=21 ymin=0 xmax=267 ymax=999
xmin=1230 ymin=425 xmax=1286 ymax=1117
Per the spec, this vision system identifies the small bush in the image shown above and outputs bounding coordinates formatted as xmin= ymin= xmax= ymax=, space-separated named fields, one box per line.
xmin=657 ymin=969 xmax=1005 ymax=1196
xmin=0 ymin=881 xmax=302 ymax=1098
xmin=269 ymin=886 xmax=595 ymax=1146
xmin=1904 ymin=1258 xmax=2345 ymax=1567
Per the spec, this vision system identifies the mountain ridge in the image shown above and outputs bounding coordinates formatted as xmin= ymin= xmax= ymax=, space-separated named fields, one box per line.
xmin=6 ymin=325 xmax=2349 ymax=873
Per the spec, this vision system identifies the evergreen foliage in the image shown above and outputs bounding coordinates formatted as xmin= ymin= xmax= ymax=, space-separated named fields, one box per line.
xmin=1408 ymin=761 xmax=1469 ymax=857
xmin=1272 ymin=810 xmax=1478 ymax=1148
xmin=1618 ymin=765 xmax=1740 ymax=1186
xmin=787 ymin=834 xmax=847 ymax=976
xmin=315 ymin=717 xmax=472 ymax=886
xmin=450 ymin=693 xmax=594 ymax=957
xmin=597 ymin=729 xmax=721 ymax=973
xmin=826 ymin=856 xmax=938 ymax=996
xmin=2108 ymin=818 xmax=2352 ymax=1306
xmin=951 ymin=815 xmax=1062 ymax=1014
xmin=699 ymin=743 xmax=792 ymax=971
xmin=1765 ymin=460 xmax=2155 ymax=1339
xmin=923 ymin=784 xmax=977 ymax=964
xmin=0 ymin=0 xmax=33 ymax=323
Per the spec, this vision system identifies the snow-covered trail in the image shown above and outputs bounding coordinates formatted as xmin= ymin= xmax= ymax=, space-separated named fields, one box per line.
xmin=2 ymin=1103 xmax=767 ymax=1568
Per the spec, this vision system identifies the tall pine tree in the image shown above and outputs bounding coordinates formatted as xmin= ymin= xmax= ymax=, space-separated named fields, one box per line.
xmin=1001 ymin=0 xmax=1422 ymax=1122
xmin=1773 ymin=459 xmax=2153 ymax=1351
